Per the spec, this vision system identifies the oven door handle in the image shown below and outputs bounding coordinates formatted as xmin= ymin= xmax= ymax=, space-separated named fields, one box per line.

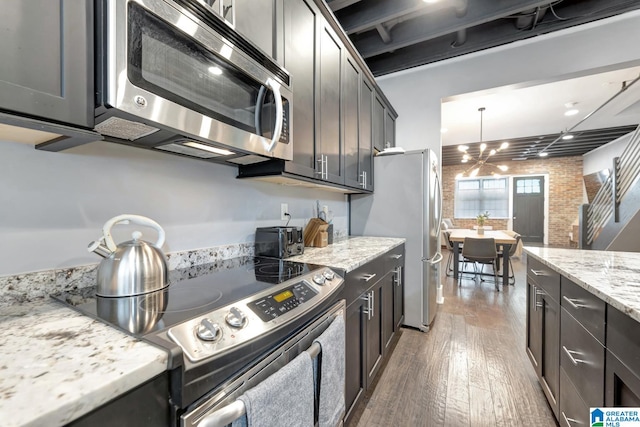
xmin=264 ymin=77 xmax=283 ymax=153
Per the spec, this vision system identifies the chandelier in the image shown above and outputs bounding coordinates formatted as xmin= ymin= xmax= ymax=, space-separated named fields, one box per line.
xmin=456 ymin=107 xmax=509 ymax=178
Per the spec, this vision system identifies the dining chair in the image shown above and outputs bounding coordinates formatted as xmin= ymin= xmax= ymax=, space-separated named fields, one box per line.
xmin=497 ymin=233 xmax=521 ymax=285
xmin=443 ymin=230 xmax=462 ymax=277
xmin=461 ymin=237 xmax=499 ymax=291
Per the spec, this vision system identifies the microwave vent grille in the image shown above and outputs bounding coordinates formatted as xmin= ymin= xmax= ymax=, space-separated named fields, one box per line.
xmin=95 ymin=117 xmax=160 ymax=141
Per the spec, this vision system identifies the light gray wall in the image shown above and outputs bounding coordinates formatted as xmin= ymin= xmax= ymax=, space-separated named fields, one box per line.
xmin=375 ymin=10 xmax=640 ymax=156
xmin=0 ymin=140 xmax=347 ymax=276
xmin=583 ymin=132 xmax=633 ymax=175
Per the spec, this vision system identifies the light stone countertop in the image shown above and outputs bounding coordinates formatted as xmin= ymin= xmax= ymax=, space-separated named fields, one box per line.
xmin=289 ymin=236 xmax=406 ymax=272
xmin=0 ymin=301 xmax=168 ymax=427
xmin=524 ymin=247 xmax=640 ymax=323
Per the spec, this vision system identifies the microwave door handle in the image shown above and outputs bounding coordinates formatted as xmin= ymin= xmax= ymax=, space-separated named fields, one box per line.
xmin=254 ymin=85 xmax=267 ymax=136
xmin=264 ymin=77 xmax=283 ymax=153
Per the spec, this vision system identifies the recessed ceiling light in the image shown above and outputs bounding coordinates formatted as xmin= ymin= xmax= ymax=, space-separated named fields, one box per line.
xmin=564 ymin=109 xmax=579 ymax=116
xmin=564 ymin=102 xmax=578 ymax=108
xmin=423 ymin=0 xmax=439 ymax=3
xmin=562 ymin=134 xmax=574 ymax=140
xmin=539 ymin=152 xmax=549 ymax=157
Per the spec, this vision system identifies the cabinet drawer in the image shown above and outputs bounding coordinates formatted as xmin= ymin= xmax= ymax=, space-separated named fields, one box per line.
xmin=527 ymin=257 xmax=560 ymax=302
xmin=343 ymin=260 xmax=384 ymax=308
xmin=384 ymin=244 xmax=405 ymax=272
xmin=559 ymin=368 xmax=589 ymax=427
xmin=560 ymin=308 xmax=605 ymax=406
xmin=607 ymin=305 xmax=640 ymax=378
xmin=561 ymin=276 xmax=605 ymax=345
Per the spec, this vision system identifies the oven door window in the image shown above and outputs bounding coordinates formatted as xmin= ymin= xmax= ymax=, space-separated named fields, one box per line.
xmin=127 ymin=3 xmax=283 ymax=140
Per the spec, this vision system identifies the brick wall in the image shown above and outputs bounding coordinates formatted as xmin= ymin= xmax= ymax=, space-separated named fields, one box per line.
xmin=442 ymin=156 xmax=584 ymax=247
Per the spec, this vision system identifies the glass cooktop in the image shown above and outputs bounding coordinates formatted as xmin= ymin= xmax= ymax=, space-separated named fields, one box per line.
xmin=52 ymin=256 xmax=324 ymax=337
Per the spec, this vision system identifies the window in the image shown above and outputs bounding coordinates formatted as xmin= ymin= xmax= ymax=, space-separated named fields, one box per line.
xmin=455 ymin=177 xmax=509 ymax=218
xmin=516 ymin=178 xmax=542 ymax=194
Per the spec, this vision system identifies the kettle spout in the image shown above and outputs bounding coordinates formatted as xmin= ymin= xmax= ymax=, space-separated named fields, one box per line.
xmin=88 ymin=240 xmax=113 ymax=258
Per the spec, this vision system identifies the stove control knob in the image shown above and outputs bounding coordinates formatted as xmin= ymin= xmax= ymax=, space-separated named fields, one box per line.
xmin=323 ymin=270 xmax=335 ymax=281
xmin=226 ymin=307 xmax=248 ymax=329
xmin=313 ymin=274 xmax=326 ymax=285
xmin=196 ymin=319 xmax=222 ymax=342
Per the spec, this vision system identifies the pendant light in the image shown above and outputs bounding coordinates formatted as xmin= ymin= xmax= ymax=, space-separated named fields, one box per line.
xmin=456 ymin=107 xmax=509 ymax=178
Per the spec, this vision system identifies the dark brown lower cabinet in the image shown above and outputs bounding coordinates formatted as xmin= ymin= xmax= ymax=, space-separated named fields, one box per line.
xmin=345 ymin=298 xmax=366 ymax=423
xmin=606 ymin=350 xmax=640 ymax=407
xmin=382 ymin=272 xmax=395 ymax=353
xmin=344 ymin=245 xmax=405 ymax=426
xmin=606 ymin=305 xmax=640 ymax=407
xmin=526 ymin=268 xmax=559 ymax=418
xmin=559 ymin=368 xmax=589 ymax=427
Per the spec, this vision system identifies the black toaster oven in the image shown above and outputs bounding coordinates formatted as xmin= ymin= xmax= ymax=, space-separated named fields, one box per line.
xmin=255 ymin=226 xmax=304 ymax=259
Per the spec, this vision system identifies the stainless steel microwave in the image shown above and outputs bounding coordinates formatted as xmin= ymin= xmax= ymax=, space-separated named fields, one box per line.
xmin=94 ymin=0 xmax=292 ymax=163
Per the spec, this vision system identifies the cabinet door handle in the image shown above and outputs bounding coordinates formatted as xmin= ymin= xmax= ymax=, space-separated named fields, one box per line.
xmin=561 ymin=412 xmax=579 ymax=426
xmin=362 ymin=273 xmax=377 ymax=282
xmin=362 ymin=293 xmax=371 ymax=320
xmin=562 ymin=345 xmax=585 ymax=366
xmin=323 ymin=155 xmax=328 ymax=180
xmin=533 ymin=286 xmax=544 ymax=311
xmin=370 ymin=290 xmax=374 ymax=318
xmin=391 ymin=254 xmax=403 ymax=259
xmin=562 ymin=296 xmax=586 ymax=309
xmin=530 ymin=269 xmax=546 ymax=276
xmin=394 ymin=266 xmax=402 ymax=287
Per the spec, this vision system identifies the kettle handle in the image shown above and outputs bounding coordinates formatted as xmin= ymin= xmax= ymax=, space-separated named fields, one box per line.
xmin=102 ymin=214 xmax=166 ymax=252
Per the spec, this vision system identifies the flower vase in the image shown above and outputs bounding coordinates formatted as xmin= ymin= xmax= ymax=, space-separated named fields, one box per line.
xmin=477 ymin=226 xmax=484 ymax=235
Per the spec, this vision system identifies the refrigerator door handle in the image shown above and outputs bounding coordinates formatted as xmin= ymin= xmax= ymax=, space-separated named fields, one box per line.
xmin=422 ymin=252 xmax=443 ymax=265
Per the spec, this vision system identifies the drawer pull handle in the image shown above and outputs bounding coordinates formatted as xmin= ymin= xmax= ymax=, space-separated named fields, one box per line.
xmin=530 ymin=269 xmax=546 ymax=276
xmin=391 ymin=254 xmax=403 ymax=259
xmin=562 ymin=346 xmax=585 ymax=366
xmin=562 ymin=296 xmax=586 ymax=309
xmin=561 ymin=412 xmax=579 ymax=426
xmin=362 ymin=273 xmax=377 ymax=282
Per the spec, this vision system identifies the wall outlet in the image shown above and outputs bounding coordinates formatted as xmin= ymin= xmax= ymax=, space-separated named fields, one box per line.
xmin=281 ymin=203 xmax=289 ymax=221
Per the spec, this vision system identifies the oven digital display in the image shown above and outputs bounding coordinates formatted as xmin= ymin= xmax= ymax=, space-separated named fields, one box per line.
xmin=247 ymin=281 xmax=318 ymax=322
xmin=273 ymin=290 xmax=294 ymax=303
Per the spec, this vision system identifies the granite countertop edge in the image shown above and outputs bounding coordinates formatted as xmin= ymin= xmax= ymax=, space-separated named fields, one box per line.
xmin=0 ymin=301 xmax=169 ymax=427
xmin=524 ymin=247 xmax=640 ymax=323
xmin=289 ymin=236 xmax=406 ymax=272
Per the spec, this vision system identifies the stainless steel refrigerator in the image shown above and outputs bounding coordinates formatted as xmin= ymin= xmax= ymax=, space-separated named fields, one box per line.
xmin=350 ymin=149 xmax=443 ymax=331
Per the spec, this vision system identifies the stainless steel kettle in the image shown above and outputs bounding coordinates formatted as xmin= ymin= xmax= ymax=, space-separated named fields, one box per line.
xmin=88 ymin=214 xmax=168 ymax=297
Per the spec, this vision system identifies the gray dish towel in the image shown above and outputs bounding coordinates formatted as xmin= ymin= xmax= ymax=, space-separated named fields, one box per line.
xmin=314 ymin=315 xmax=346 ymax=427
xmin=231 ymin=351 xmax=314 ymax=427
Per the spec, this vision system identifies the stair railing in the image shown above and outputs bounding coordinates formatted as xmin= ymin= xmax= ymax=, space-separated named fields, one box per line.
xmin=585 ymin=124 xmax=640 ymax=246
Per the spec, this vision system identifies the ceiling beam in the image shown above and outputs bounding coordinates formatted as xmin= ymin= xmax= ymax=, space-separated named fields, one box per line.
xmin=326 ymin=0 xmax=362 ymax=12
xmin=352 ymin=0 xmax=552 ymax=58
xmin=365 ymin=0 xmax=640 ymax=75
xmin=335 ymin=0 xmax=448 ymax=35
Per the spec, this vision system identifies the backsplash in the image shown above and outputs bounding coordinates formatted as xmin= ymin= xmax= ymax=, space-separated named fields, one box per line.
xmin=0 ymin=230 xmax=347 ymax=308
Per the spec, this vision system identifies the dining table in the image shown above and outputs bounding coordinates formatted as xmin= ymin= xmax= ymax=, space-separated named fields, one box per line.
xmin=447 ymin=229 xmax=517 ymax=287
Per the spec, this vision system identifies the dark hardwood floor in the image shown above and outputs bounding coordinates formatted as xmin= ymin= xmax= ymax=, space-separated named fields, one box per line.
xmin=354 ymin=250 xmax=559 ymax=427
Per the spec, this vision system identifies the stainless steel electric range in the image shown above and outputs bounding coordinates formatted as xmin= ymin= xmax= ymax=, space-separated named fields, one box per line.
xmin=54 ymin=256 xmax=344 ymax=426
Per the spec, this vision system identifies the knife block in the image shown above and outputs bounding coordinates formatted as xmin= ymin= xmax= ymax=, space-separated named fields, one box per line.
xmin=304 ymin=218 xmax=329 ymax=247
xmin=314 ymin=231 xmax=328 ymax=248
